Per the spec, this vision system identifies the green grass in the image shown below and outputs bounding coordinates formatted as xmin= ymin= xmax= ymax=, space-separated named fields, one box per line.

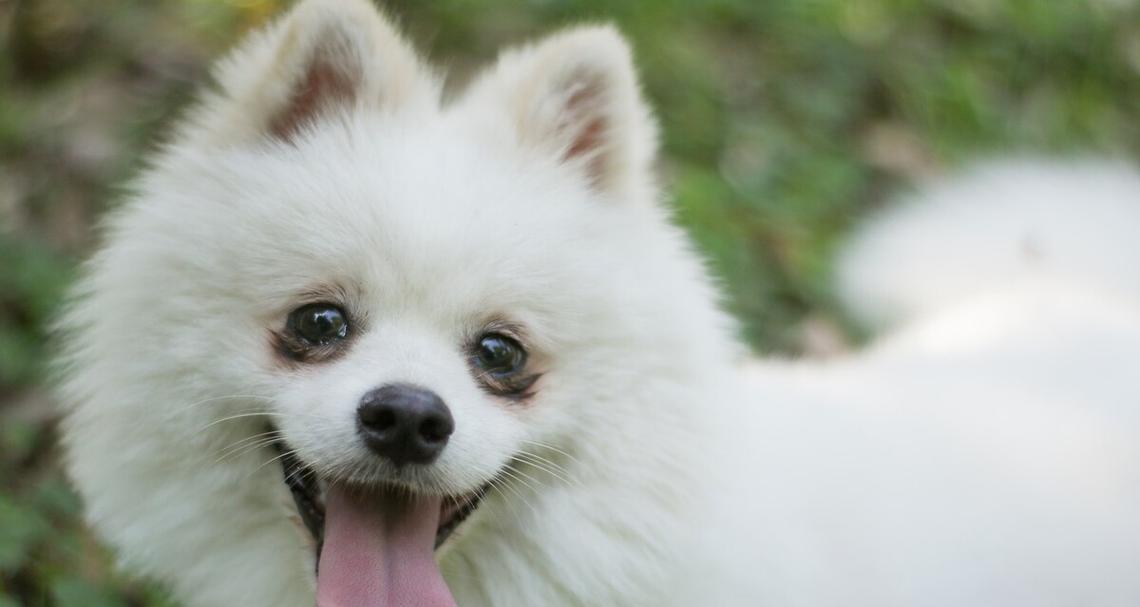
xmin=1 ymin=0 xmax=1138 ymax=603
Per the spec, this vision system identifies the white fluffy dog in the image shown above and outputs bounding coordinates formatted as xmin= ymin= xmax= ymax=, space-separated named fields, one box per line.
xmin=58 ymin=1 xmax=1140 ymax=605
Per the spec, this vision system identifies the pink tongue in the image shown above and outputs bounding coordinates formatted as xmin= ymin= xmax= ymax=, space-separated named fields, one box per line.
xmin=317 ymin=485 xmax=456 ymax=607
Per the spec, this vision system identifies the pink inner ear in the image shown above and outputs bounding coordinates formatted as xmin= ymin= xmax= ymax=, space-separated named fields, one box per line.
xmin=565 ymin=117 xmax=606 ymax=164
xmin=270 ymin=57 xmax=358 ymax=141
xmin=560 ymin=81 xmax=610 ymax=187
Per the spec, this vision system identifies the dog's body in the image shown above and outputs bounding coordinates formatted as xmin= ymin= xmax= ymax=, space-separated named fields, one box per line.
xmin=58 ymin=1 xmax=1140 ymax=605
xmin=704 ymin=168 xmax=1140 ymax=606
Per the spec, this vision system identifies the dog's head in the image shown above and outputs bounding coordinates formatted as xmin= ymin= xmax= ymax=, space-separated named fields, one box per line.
xmin=63 ymin=0 xmax=733 ymax=604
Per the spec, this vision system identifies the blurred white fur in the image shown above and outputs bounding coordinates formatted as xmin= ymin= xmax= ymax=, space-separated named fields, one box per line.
xmin=58 ymin=0 xmax=1140 ymax=605
xmin=711 ymin=160 xmax=1140 ymax=605
xmin=837 ymin=159 xmax=1140 ymax=331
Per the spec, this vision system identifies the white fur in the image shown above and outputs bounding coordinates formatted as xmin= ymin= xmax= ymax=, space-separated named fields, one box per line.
xmin=710 ymin=159 xmax=1140 ymax=605
xmin=58 ymin=1 xmax=1140 ymax=605
xmin=836 ymin=158 xmax=1140 ymax=331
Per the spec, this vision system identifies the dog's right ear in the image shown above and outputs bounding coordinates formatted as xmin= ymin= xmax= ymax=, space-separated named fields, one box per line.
xmin=185 ymin=0 xmax=438 ymax=146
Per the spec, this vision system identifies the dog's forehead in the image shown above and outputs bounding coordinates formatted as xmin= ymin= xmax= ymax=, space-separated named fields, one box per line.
xmin=214 ymin=119 xmax=607 ymax=312
xmin=331 ymin=128 xmax=584 ymax=260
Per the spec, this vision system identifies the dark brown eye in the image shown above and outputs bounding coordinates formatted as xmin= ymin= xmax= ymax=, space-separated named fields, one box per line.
xmin=474 ymin=334 xmax=526 ymax=376
xmin=288 ymin=303 xmax=348 ymax=345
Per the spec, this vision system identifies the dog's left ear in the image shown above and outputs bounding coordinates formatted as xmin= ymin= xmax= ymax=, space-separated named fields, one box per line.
xmin=460 ymin=26 xmax=657 ymax=200
xmin=186 ymin=0 xmax=438 ymax=146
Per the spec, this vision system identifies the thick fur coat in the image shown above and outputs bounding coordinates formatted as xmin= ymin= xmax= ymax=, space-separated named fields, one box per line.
xmin=58 ymin=1 xmax=1140 ymax=605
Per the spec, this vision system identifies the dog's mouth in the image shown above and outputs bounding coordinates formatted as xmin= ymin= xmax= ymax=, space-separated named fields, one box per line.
xmin=273 ymin=438 xmax=488 ymax=606
xmin=275 ymin=444 xmax=487 ymax=554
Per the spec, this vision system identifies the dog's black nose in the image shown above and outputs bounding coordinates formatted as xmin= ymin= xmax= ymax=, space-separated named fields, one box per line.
xmin=357 ymin=384 xmax=454 ymax=466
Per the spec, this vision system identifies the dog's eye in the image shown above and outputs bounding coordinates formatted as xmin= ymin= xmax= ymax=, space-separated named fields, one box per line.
xmin=474 ymin=334 xmax=526 ymax=375
xmin=289 ymin=304 xmax=349 ymax=345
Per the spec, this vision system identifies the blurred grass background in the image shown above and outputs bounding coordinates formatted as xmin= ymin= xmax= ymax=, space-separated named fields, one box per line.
xmin=1 ymin=0 xmax=1138 ymax=604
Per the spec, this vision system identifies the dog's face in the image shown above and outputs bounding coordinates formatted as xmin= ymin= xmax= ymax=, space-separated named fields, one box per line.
xmin=209 ymin=10 xmax=658 ymax=484
xmin=63 ymin=1 xmax=733 ymax=604
xmin=171 ymin=3 xmax=655 ymax=485
xmin=243 ymin=124 xmax=600 ymax=497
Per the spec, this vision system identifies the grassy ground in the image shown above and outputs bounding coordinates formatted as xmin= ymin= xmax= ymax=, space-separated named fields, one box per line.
xmin=2 ymin=0 xmax=1138 ymax=604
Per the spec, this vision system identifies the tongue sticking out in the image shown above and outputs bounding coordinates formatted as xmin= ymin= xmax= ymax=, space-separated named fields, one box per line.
xmin=317 ymin=485 xmax=456 ymax=607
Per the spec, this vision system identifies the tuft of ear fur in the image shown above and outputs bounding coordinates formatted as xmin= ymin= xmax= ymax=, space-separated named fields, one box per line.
xmin=460 ymin=26 xmax=658 ymax=200
xmin=187 ymin=0 xmax=438 ymax=145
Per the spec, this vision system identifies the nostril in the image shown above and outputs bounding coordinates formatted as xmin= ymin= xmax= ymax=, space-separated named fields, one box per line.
xmin=359 ymin=405 xmax=397 ymax=432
